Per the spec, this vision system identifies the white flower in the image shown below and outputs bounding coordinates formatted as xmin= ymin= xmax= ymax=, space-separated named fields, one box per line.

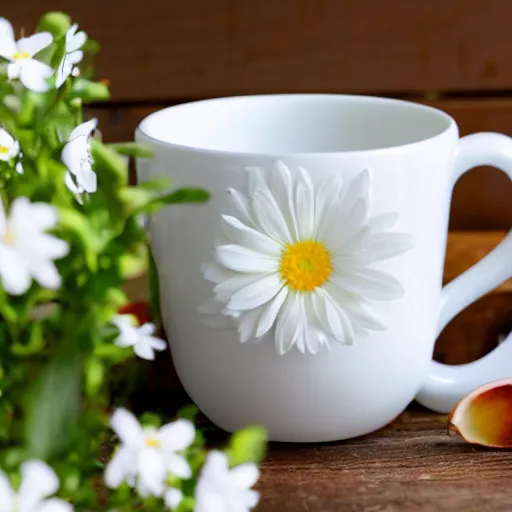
xmin=200 ymin=161 xmax=415 ymax=355
xmin=61 ymin=119 xmax=98 ymax=196
xmin=0 ymin=459 xmax=73 ymax=512
xmin=105 ymin=408 xmax=195 ymax=501
xmin=0 ymin=18 xmax=53 ymax=92
xmin=164 ymin=488 xmax=183 ymax=510
xmin=55 ymin=24 xmax=86 ymax=88
xmin=195 ymin=451 xmax=259 ymax=512
xmin=0 ymin=128 xmax=19 ymax=161
xmin=112 ymin=315 xmax=167 ymax=360
xmin=0 ymin=197 xmax=69 ymax=295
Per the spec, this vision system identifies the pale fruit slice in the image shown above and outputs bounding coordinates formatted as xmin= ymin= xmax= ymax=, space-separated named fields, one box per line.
xmin=449 ymin=379 xmax=512 ymax=448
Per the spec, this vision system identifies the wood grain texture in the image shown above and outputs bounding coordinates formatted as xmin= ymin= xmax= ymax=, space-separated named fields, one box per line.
xmin=258 ymin=407 xmax=512 ymax=512
xmin=6 ymin=0 xmax=512 ymax=100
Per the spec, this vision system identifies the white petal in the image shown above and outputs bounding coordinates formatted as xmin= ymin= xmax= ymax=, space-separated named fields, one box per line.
xmin=295 ymin=166 xmax=315 ymax=240
xmin=352 ymin=232 xmax=415 ymax=262
xmin=32 ymin=234 xmax=69 ymax=259
xmin=36 ymin=498 xmax=73 ymax=512
xmin=216 ymin=245 xmax=278 ymax=273
xmin=214 ymin=273 xmax=266 ymax=302
xmin=229 ymin=463 xmax=260 ymax=488
xmin=275 ymin=293 xmax=302 ymax=355
xmin=315 ymin=288 xmax=354 ymax=345
xmin=228 ymin=273 xmax=282 ymax=311
xmin=0 ymin=244 xmax=32 ymax=295
xmin=301 ymin=293 xmax=329 ymax=354
xmin=221 ymin=215 xmax=281 ymax=256
xmin=342 ymin=299 xmax=388 ymax=331
xmin=104 ymin=447 xmax=133 ymax=488
xmin=340 ymin=169 xmax=371 ymax=217
xmin=226 ymin=188 xmax=256 ymax=228
xmin=0 ymin=471 xmax=15 ymax=512
xmin=252 ymin=189 xmax=293 ymax=244
xmin=110 ymin=408 xmax=143 ymax=446
xmin=255 ymin=286 xmax=288 ymax=338
xmin=137 ymin=323 xmax=156 ymax=336
xmin=270 ymin=160 xmax=299 ymax=240
xmin=17 ymin=33 xmax=53 ymax=56
xmin=134 ymin=339 xmax=157 ymax=360
xmin=147 ymin=336 xmax=167 ymax=351
xmin=368 ymin=212 xmax=400 ymax=232
xmin=67 ymin=28 xmax=86 ymax=53
xmin=242 ymin=489 xmax=260 ymax=508
xmin=138 ymin=448 xmax=166 ymax=497
xmin=7 ymin=140 xmax=19 ymax=159
xmin=0 ymin=18 xmax=16 ymax=59
xmin=29 ymin=259 xmax=62 ymax=289
xmin=197 ymin=297 xmax=223 ymax=315
xmin=78 ymin=168 xmax=97 ymax=193
xmin=67 ymin=50 xmax=83 ymax=65
xmin=68 ymin=118 xmax=97 ymax=141
xmin=0 ymin=198 xmax=6 ymax=233
xmin=237 ymin=307 xmax=264 ymax=343
xmin=334 ymin=268 xmax=405 ymax=300
xmin=18 ymin=460 xmax=59 ymax=509
xmin=64 ymin=171 xmax=84 ymax=195
xmin=19 ymin=59 xmax=53 ymax=92
xmin=337 ymin=198 xmax=368 ymax=245
xmin=164 ymin=488 xmax=183 ymax=510
xmin=7 ymin=60 xmax=21 ymax=79
xmin=247 ymin=166 xmax=267 ymax=198
xmin=159 ymin=418 xmax=195 ymax=452
xmin=0 ymin=128 xmax=14 ymax=148
xmin=55 ymin=58 xmax=73 ymax=88
xmin=167 ymin=454 xmax=192 ymax=479
xmin=201 ymin=261 xmax=234 ymax=284
xmin=202 ymin=450 xmax=229 ymax=476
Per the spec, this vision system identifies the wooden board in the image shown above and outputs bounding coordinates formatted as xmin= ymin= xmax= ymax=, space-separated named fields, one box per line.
xmin=6 ymin=0 xmax=512 ymax=100
xmin=257 ymin=405 xmax=512 ymax=512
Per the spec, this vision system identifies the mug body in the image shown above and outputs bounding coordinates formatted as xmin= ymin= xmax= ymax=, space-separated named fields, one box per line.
xmin=136 ymin=94 xmax=458 ymax=442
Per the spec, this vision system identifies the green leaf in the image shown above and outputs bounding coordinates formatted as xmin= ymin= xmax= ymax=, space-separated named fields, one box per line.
xmin=157 ymin=188 xmax=210 ymax=205
xmin=226 ymin=426 xmax=267 ymax=466
xmin=109 ymin=142 xmax=153 ymax=158
xmin=70 ymin=79 xmax=110 ymax=103
xmin=148 ymin=249 xmax=161 ymax=327
xmin=91 ymin=140 xmax=127 ymax=181
xmin=37 ymin=12 xmax=71 ymax=38
xmin=85 ymin=357 xmax=105 ymax=397
xmin=25 ymin=342 xmax=83 ymax=459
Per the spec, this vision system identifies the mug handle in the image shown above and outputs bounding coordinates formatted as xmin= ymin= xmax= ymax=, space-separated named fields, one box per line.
xmin=415 ymin=132 xmax=512 ymax=413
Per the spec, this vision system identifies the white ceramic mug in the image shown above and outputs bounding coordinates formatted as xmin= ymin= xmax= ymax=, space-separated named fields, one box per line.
xmin=136 ymin=94 xmax=512 ymax=442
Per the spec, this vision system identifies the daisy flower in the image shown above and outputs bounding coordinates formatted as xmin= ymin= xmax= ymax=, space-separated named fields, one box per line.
xmin=0 ymin=18 xmax=53 ymax=92
xmin=201 ymin=161 xmax=414 ymax=355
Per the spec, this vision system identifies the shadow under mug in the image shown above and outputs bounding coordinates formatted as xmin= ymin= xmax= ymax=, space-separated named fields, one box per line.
xmin=136 ymin=94 xmax=512 ymax=442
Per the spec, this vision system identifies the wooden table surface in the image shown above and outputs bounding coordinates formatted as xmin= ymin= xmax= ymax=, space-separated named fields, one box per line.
xmin=127 ymin=231 xmax=512 ymax=511
xmin=257 ymin=404 xmax=512 ymax=512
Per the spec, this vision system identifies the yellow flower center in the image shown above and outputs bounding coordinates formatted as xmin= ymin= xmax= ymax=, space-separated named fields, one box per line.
xmin=3 ymin=229 xmax=14 ymax=245
xmin=280 ymin=240 xmax=333 ymax=292
xmin=145 ymin=436 xmax=161 ymax=448
xmin=13 ymin=51 xmax=30 ymax=60
xmin=0 ymin=146 xmax=9 ymax=154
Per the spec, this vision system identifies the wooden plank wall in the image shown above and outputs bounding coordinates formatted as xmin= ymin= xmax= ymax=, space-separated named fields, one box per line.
xmin=4 ymin=0 xmax=512 ymax=229
xmin=4 ymin=1 xmax=512 ymax=368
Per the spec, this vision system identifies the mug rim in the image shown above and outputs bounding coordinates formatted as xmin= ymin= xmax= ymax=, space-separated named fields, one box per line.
xmin=136 ymin=93 xmax=458 ymax=157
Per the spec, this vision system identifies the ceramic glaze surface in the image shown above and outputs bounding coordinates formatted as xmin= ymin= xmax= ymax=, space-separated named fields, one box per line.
xmin=136 ymin=95 xmax=512 ymax=442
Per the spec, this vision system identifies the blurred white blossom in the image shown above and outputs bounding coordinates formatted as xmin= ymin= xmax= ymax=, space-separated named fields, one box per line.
xmin=196 ymin=451 xmax=260 ymax=512
xmin=0 ymin=128 xmax=19 ymax=161
xmin=0 ymin=459 xmax=73 ymax=512
xmin=105 ymin=408 xmax=195 ymax=502
xmin=113 ymin=315 xmax=167 ymax=360
xmin=0 ymin=197 xmax=69 ymax=295
xmin=0 ymin=18 xmax=53 ymax=92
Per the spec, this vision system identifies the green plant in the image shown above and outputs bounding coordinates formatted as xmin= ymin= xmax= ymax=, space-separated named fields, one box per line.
xmin=0 ymin=12 xmax=265 ymax=511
